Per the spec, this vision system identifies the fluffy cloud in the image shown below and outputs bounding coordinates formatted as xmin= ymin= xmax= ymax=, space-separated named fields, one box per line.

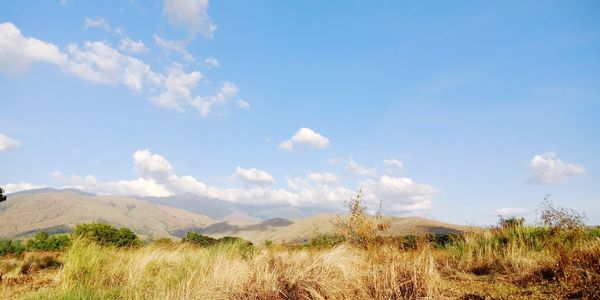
xmin=496 ymin=207 xmax=527 ymax=217
xmin=150 ymin=64 xmax=202 ymax=110
xmin=235 ymin=166 xmax=275 ymax=185
xmin=191 ymin=81 xmax=238 ymax=116
xmin=0 ymin=22 xmax=243 ymax=117
xmin=164 ymin=0 xmax=216 ymax=38
xmin=0 ymin=133 xmax=21 ymax=152
xmin=133 ymin=149 xmax=175 ymax=180
xmin=84 ymin=17 xmax=123 ymax=35
xmin=119 ymin=38 xmax=147 ymax=53
xmin=0 ymin=23 xmax=67 ymax=74
xmin=1 ymin=182 xmax=45 ymax=194
xmin=528 ymin=152 xmax=585 ymax=185
xmin=383 ymin=159 xmax=404 ymax=170
xmin=308 ymin=172 xmax=339 ymax=185
xmin=204 ymin=56 xmax=219 ymax=67
xmin=237 ymin=99 xmax=250 ymax=109
xmin=66 ymin=41 xmax=156 ymax=91
xmin=286 ymin=176 xmax=355 ymax=208
xmin=347 ymin=158 xmax=377 ymax=177
xmin=154 ymin=34 xmax=195 ymax=62
xmin=279 ymin=128 xmax=330 ymax=151
xmin=51 ymin=149 xmax=436 ymax=213
xmin=363 ymin=175 xmax=435 ymax=212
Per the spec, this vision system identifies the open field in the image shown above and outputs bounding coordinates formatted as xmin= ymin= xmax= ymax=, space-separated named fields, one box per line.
xmin=1 ymin=224 xmax=599 ymax=300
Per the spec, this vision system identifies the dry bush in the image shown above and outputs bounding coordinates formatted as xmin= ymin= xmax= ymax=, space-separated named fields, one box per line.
xmin=19 ymin=253 xmax=62 ymax=275
xmin=334 ymin=190 xmax=390 ymax=248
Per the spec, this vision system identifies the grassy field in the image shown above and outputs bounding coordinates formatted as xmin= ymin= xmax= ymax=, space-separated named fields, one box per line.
xmin=1 ymin=197 xmax=599 ymax=299
xmin=0 ymin=228 xmax=599 ymax=299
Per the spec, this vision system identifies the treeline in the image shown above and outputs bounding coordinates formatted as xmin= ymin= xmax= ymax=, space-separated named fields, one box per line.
xmin=0 ymin=223 xmax=254 ymax=257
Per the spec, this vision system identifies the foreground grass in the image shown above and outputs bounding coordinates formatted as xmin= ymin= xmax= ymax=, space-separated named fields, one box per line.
xmin=1 ymin=228 xmax=599 ymax=299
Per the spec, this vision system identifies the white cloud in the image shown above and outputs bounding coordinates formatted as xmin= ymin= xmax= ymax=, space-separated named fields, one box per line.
xmin=347 ymin=158 xmax=377 ymax=177
xmin=164 ymin=0 xmax=217 ymax=38
xmin=235 ymin=166 xmax=275 ymax=185
xmin=191 ymin=81 xmax=238 ymax=116
xmin=119 ymin=38 xmax=147 ymax=53
xmin=237 ymin=99 xmax=250 ymax=109
xmin=0 ymin=22 xmax=240 ymax=117
xmin=308 ymin=172 xmax=339 ymax=185
xmin=496 ymin=207 xmax=527 ymax=217
xmin=286 ymin=176 xmax=355 ymax=208
xmin=0 ymin=133 xmax=21 ymax=152
xmin=363 ymin=175 xmax=435 ymax=212
xmin=83 ymin=17 xmax=123 ymax=35
xmin=383 ymin=159 xmax=404 ymax=170
xmin=154 ymin=34 xmax=195 ymax=62
xmin=150 ymin=64 xmax=203 ymax=110
xmin=66 ymin=41 xmax=156 ymax=91
xmin=279 ymin=128 xmax=330 ymax=151
xmin=1 ymin=182 xmax=46 ymax=194
xmin=50 ymin=150 xmax=436 ymax=213
xmin=133 ymin=149 xmax=175 ymax=180
xmin=0 ymin=23 xmax=67 ymax=74
xmin=527 ymin=152 xmax=585 ymax=185
xmin=204 ymin=56 xmax=219 ymax=67
xmin=53 ymin=172 xmax=173 ymax=197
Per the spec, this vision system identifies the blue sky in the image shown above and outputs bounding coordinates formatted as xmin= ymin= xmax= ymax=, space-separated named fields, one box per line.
xmin=1 ymin=0 xmax=599 ymax=224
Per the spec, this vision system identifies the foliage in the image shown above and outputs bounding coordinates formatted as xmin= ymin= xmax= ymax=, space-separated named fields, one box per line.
xmin=309 ymin=233 xmax=345 ymax=248
xmin=73 ymin=223 xmax=141 ymax=248
xmin=26 ymin=231 xmax=71 ymax=251
xmin=218 ymin=236 xmax=253 ymax=246
xmin=181 ymin=232 xmax=218 ymax=247
xmin=0 ymin=239 xmax=25 ymax=256
xmin=0 ymin=186 xmax=6 ymax=203
xmin=498 ymin=216 xmax=525 ymax=229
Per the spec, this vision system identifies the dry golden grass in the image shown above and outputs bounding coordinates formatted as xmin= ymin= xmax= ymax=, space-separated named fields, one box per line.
xmin=0 ymin=231 xmax=597 ymax=299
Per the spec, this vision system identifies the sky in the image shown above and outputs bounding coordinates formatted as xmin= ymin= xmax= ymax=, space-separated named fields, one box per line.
xmin=1 ymin=0 xmax=599 ymax=225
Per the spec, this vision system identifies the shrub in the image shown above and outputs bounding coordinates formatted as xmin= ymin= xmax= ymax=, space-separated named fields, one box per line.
xmin=218 ymin=236 xmax=253 ymax=246
xmin=182 ymin=232 xmax=217 ymax=247
xmin=73 ymin=223 xmax=141 ymax=248
xmin=498 ymin=216 xmax=525 ymax=229
xmin=538 ymin=196 xmax=585 ymax=233
xmin=309 ymin=233 xmax=345 ymax=248
xmin=26 ymin=231 xmax=71 ymax=251
xmin=0 ymin=239 xmax=25 ymax=256
xmin=334 ymin=190 xmax=390 ymax=247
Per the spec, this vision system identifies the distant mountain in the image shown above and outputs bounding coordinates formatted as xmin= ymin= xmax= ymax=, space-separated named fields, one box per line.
xmin=171 ymin=214 xmax=470 ymax=244
xmin=7 ymin=187 xmax=96 ymax=197
xmin=143 ymin=193 xmax=338 ymax=221
xmin=0 ymin=189 xmax=472 ymax=243
xmin=0 ymin=191 xmax=214 ymax=239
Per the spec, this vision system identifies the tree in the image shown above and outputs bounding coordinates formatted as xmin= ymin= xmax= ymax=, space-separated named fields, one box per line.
xmin=0 ymin=187 xmax=6 ymax=203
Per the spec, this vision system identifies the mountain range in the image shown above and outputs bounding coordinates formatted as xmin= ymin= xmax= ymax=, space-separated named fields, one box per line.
xmin=0 ymin=189 xmax=469 ymax=243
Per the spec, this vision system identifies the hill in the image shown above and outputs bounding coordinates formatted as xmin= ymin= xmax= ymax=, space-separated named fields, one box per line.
xmin=0 ymin=191 xmax=214 ymax=239
xmin=0 ymin=189 xmax=470 ymax=243
xmin=176 ymin=213 xmax=471 ymax=244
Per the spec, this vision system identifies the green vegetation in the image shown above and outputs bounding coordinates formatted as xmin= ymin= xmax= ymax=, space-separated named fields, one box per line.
xmin=0 ymin=196 xmax=598 ymax=299
xmin=0 ymin=239 xmax=25 ymax=256
xmin=0 ymin=186 xmax=6 ymax=203
xmin=25 ymin=231 xmax=71 ymax=251
xmin=181 ymin=231 xmax=217 ymax=246
xmin=73 ymin=223 xmax=141 ymax=247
